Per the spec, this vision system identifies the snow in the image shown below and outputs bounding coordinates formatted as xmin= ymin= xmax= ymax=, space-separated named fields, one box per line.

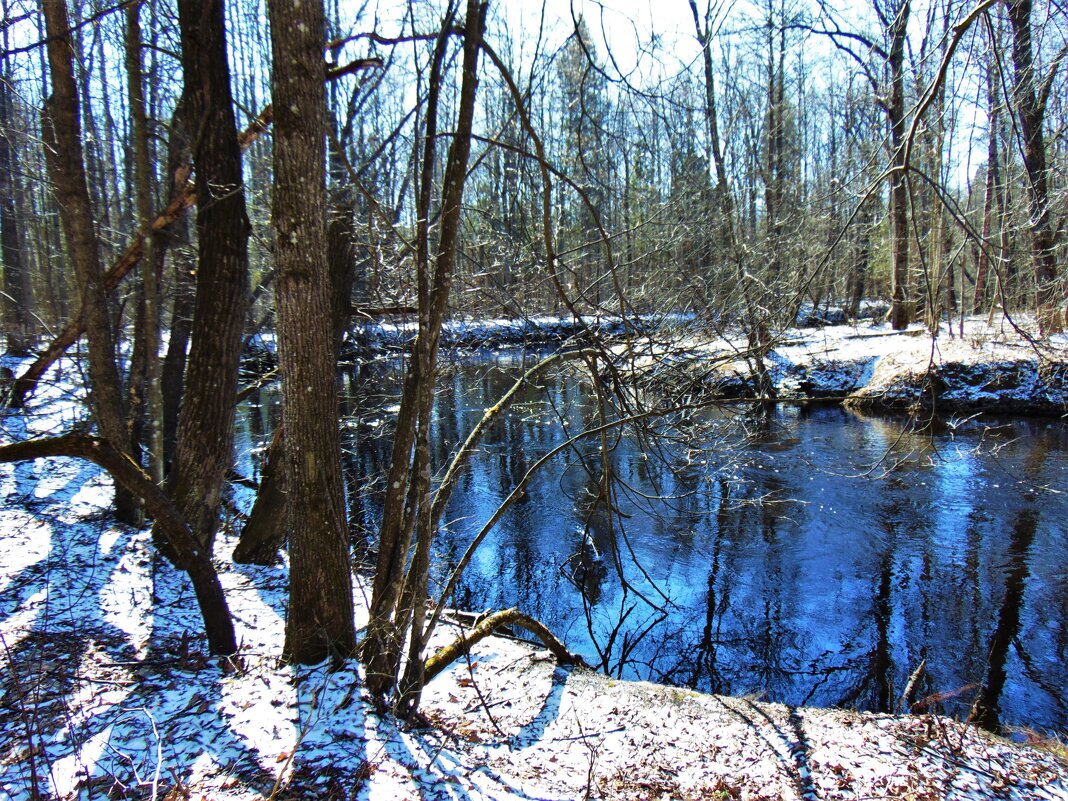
xmin=629 ymin=316 xmax=1068 ymax=414
xmin=2 ymin=325 xmax=1068 ymax=800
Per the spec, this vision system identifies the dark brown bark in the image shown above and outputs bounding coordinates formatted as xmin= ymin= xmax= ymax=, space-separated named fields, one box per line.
xmin=973 ymin=39 xmax=1001 ymax=314
xmin=0 ymin=71 xmax=34 ymax=356
xmin=125 ymin=1 xmax=164 ymax=483
xmin=688 ymin=0 xmax=734 ymax=241
xmin=423 ymin=608 xmax=583 ymax=685
xmin=887 ymin=0 xmax=911 ymax=330
xmin=0 ymin=434 xmax=237 ymax=655
xmin=270 ymin=0 xmax=356 ymax=664
xmin=163 ymin=0 xmax=251 ymax=559
xmin=7 ymin=105 xmax=272 ymax=411
xmin=1005 ymin=0 xmax=1063 ymax=335
xmin=160 ymin=95 xmax=196 ymax=471
xmin=363 ymin=11 xmax=455 ymax=696
xmin=327 ymin=204 xmax=357 ymax=352
xmin=233 ymin=427 xmax=287 ymax=566
xmin=40 ymin=0 xmax=140 ymax=524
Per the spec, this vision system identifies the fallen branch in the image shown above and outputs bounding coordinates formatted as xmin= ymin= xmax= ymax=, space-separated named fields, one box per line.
xmin=422 ymin=607 xmax=584 ymax=685
xmin=0 ymin=433 xmax=237 ymax=655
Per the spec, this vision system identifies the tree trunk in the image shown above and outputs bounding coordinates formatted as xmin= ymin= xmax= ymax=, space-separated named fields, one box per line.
xmin=1005 ymin=0 xmax=1063 ymax=335
xmin=0 ymin=434 xmax=236 ymax=655
xmin=125 ymin=1 xmax=164 ymax=483
xmin=0 ymin=71 xmax=34 ymax=356
xmin=40 ymin=0 xmax=141 ymax=524
xmin=159 ymin=95 xmax=195 ymax=472
xmin=364 ymin=0 xmax=486 ymax=703
xmin=888 ymin=0 xmax=911 ymax=331
xmin=973 ymin=36 xmax=1001 ymax=314
xmin=270 ymin=0 xmax=356 ymax=664
xmin=164 ymin=0 xmax=251 ymax=560
xmin=233 ymin=427 xmax=287 ymax=565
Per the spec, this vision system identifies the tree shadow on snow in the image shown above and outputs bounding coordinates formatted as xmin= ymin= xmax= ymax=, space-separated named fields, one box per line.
xmin=0 ymin=477 xmax=284 ymax=799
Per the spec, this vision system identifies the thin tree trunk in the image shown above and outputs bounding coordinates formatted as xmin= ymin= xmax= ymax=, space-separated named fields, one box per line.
xmin=364 ymin=0 xmax=487 ymax=704
xmin=1005 ymin=0 xmax=1063 ymax=335
xmin=0 ymin=70 xmax=34 ymax=356
xmin=973 ymin=32 xmax=1001 ymax=314
xmin=7 ymin=105 xmax=270 ymax=410
xmin=40 ymin=0 xmax=141 ymax=524
xmin=125 ymin=0 xmax=164 ymax=483
xmin=888 ymin=0 xmax=911 ymax=331
xmin=160 ymin=95 xmax=195 ymax=471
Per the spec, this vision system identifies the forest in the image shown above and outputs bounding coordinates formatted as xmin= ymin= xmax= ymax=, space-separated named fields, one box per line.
xmin=1 ymin=0 xmax=1067 ymax=798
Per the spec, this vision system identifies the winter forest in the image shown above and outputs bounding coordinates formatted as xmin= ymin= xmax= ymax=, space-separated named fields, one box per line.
xmin=1 ymin=0 xmax=1068 ymax=798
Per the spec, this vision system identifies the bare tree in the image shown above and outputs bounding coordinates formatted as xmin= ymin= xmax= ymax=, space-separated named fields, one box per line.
xmin=362 ymin=0 xmax=488 ymax=707
xmin=269 ymin=0 xmax=357 ymax=664
xmin=0 ymin=46 xmax=34 ymax=357
xmin=1005 ymin=0 xmax=1065 ymax=335
xmin=40 ymin=0 xmax=140 ymax=524
xmin=164 ymin=0 xmax=252 ymax=558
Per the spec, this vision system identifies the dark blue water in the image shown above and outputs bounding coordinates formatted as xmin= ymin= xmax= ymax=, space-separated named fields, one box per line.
xmin=237 ymin=349 xmax=1068 ymax=733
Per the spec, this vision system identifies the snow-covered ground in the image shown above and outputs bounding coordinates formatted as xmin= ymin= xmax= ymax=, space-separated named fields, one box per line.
xmin=634 ymin=316 xmax=1068 ymax=414
xmin=2 ymin=320 xmax=1068 ymax=800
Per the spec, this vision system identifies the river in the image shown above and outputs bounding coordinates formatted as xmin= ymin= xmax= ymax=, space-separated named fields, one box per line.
xmin=237 ymin=348 xmax=1068 ymax=734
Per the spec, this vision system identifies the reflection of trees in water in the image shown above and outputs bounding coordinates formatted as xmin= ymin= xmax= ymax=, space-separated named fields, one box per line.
xmin=238 ymin=357 xmax=1068 ymax=729
xmin=968 ymin=508 xmax=1038 ymax=731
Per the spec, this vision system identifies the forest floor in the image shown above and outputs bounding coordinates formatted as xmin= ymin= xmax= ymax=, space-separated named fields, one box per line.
xmin=2 ymin=317 xmax=1068 ymax=801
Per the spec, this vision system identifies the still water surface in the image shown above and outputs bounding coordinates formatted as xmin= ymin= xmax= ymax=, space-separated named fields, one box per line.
xmin=238 ymin=349 xmax=1068 ymax=733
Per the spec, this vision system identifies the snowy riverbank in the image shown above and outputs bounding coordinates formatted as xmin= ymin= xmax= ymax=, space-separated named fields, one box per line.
xmin=637 ymin=315 xmax=1068 ymax=416
xmin=3 ymin=316 xmax=1068 ymax=800
xmin=2 ymin=454 xmax=1067 ymax=800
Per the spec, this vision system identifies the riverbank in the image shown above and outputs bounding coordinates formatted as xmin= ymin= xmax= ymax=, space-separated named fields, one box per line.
xmin=636 ymin=315 xmax=1068 ymax=416
xmin=1 ymin=458 xmax=1066 ymax=800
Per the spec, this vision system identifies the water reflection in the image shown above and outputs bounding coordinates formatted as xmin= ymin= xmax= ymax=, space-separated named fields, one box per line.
xmin=234 ymin=351 xmax=1068 ymax=733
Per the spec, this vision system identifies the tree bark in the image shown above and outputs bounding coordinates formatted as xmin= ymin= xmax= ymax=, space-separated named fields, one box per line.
xmin=163 ymin=0 xmax=251 ymax=560
xmin=160 ymin=95 xmax=196 ymax=472
xmin=125 ymin=1 xmax=164 ymax=484
xmin=973 ymin=33 xmax=1001 ymax=314
xmin=0 ymin=71 xmax=34 ymax=356
xmin=40 ymin=0 xmax=141 ymax=524
xmin=364 ymin=0 xmax=487 ymax=702
xmin=1005 ymin=0 xmax=1063 ymax=335
xmin=7 ymin=105 xmax=271 ymax=411
xmin=887 ymin=0 xmax=911 ymax=331
xmin=233 ymin=427 xmax=287 ymax=565
xmin=270 ymin=0 xmax=356 ymax=664
xmin=423 ymin=608 xmax=584 ymax=685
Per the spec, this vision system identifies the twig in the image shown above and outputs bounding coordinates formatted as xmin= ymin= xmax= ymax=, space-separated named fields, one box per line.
xmin=456 ymin=621 xmax=507 ymax=741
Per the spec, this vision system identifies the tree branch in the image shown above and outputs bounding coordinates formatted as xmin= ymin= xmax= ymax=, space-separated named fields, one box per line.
xmin=423 ymin=607 xmax=584 ymax=684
